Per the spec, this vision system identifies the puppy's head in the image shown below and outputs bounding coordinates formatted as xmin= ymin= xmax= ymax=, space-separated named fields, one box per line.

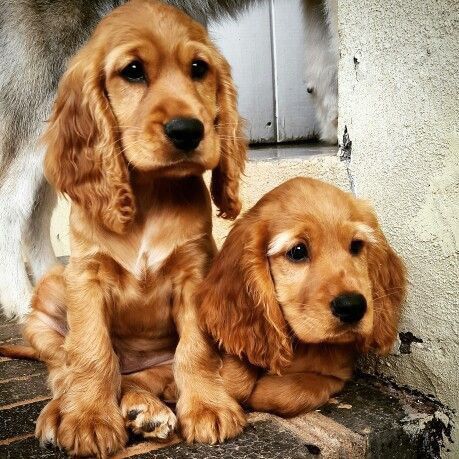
xmin=200 ymin=177 xmax=407 ymax=373
xmin=44 ymin=0 xmax=246 ymax=233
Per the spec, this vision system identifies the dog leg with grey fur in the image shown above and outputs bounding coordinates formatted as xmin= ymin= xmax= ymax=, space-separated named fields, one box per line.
xmin=302 ymin=0 xmax=338 ymax=143
xmin=23 ymin=180 xmax=58 ymax=284
xmin=0 ymin=139 xmax=48 ymax=317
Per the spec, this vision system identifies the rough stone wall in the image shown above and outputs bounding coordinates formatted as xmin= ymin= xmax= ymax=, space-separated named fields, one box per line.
xmin=337 ymin=0 xmax=459 ymax=451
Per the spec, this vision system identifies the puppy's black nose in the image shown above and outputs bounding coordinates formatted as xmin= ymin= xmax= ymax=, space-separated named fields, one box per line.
xmin=331 ymin=293 xmax=367 ymax=324
xmin=164 ymin=117 xmax=204 ymax=151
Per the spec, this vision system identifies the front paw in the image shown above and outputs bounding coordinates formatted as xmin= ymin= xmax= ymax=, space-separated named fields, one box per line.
xmin=37 ymin=398 xmax=127 ymax=457
xmin=35 ymin=398 xmax=61 ymax=448
xmin=178 ymin=394 xmax=246 ymax=444
xmin=59 ymin=407 xmax=126 ymax=457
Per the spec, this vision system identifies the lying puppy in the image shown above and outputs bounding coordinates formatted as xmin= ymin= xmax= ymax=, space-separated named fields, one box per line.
xmin=0 ymin=0 xmax=247 ymax=456
xmin=200 ymin=177 xmax=407 ymax=415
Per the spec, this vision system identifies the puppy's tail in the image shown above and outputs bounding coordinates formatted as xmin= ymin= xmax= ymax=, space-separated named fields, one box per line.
xmin=0 ymin=344 xmax=38 ymax=360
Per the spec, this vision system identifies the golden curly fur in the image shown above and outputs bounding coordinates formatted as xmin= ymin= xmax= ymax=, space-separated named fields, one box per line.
xmin=1 ymin=0 xmax=247 ymax=456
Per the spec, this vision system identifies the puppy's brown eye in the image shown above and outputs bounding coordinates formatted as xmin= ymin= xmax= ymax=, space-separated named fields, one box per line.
xmin=120 ymin=61 xmax=145 ymax=82
xmin=350 ymin=239 xmax=364 ymax=255
xmin=286 ymin=243 xmax=309 ymax=262
xmin=191 ymin=59 xmax=209 ymax=80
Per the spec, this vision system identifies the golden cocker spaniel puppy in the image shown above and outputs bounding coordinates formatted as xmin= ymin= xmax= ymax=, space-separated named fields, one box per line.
xmin=3 ymin=0 xmax=247 ymax=456
xmin=200 ymin=177 xmax=407 ymax=416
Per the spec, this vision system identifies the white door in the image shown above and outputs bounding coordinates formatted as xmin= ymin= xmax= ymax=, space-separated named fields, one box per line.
xmin=209 ymin=0 xmax=316 ymax=144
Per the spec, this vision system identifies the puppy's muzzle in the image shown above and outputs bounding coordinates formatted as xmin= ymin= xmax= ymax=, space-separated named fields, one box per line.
xmin=164 ymin=117 xmax=204 ymax=151
xmin=331 ymin=293 xmax=367 ymax=324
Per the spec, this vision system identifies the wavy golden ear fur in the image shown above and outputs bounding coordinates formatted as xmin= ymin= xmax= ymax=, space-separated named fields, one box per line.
xmin=211 ymin=55 xmax=246 ymax=220
xmin=354 ymin=202 xmax=407 ymax=355
xmin=200 ymin=216 xmax=293 ymax=374
xmin=367 ymin=227 xmax=407 ymax=354
xmin=43 ymin=43 xmax=135 ymax=234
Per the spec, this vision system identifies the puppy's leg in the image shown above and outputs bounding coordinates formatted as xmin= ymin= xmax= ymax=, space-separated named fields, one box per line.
xmin=24 ymin=265 xmax=67 ymax=369
xmin=19 ymin=265 xmax=67 ymax=447
xmin=302 ymin=0 xmax=338 ymax=144
xmin=23 ymin=180 xmax=58 ymax=284
xmin=0 ymin=140 xmax=46 ymax=318
xmin=35 ymin=397 xmax=62 ymax=449
xmin=19 ymin=264 xmax=67 ymax=447
xmin=121 ymin=365 xmax=177 ymax=440
xmin=248 ymin=372 xmax=345 ymax=416
xmin=220 ymin=354 xmax=258 ymax=404
xmin=38 ymin=262 xmax=127 ymax=457
xmin=174 ymin=278 xmax=246 ymax=444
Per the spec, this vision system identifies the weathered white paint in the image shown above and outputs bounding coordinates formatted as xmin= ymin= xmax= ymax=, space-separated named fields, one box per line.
xmin=50 ymin=195 xmax=71 ymax=257
xmin=271 ymin=0 xmax=317 ymax=141
xmin=338 ymin=0 xmax=459 ymax=452
xmin=209 ymin=0 xmax=318 ymax=143
xmin=209 ymin=2 xmax=277 ymax=142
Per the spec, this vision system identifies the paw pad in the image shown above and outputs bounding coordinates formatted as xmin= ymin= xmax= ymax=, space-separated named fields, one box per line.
xmin=127 ymin=409 xmax=141 ymax=421
xmin=122 ymin=399 xmax=177 ymax=440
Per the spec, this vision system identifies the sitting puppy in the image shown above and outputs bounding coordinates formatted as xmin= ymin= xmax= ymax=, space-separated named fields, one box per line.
xmin=1 ymin=0 xmax=247 ymax=456
xmin=200 ymin=177 xmax=407 ymax=416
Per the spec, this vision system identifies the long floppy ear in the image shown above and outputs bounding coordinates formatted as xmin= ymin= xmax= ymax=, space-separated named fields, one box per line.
xmin=43 ymin=44 xmax=135 ymax=234
xmin=211 ymin=55 xmax=247 ymax=220
xmin=366 ymin=220 xmax=407 ymax=355
xmin=199 ymin=217 xmax=293 ymax=374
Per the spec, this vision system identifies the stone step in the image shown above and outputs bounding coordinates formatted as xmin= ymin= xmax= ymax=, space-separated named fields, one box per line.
xmin=0 ymin=311 xmax=453 ymax=458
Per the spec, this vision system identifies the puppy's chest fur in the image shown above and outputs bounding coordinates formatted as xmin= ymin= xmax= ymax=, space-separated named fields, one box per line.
xmin=90 ymin=211 xmax=207 ymax=336
xmin=101 ymin=248 xmax=179 ymax=373
xmin=69 ymin=175 xmax=213 ymax=349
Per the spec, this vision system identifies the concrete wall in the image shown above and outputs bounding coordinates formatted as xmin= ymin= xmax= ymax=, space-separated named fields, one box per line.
xmin=337 ymin=0 xmax=459 ymax=451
